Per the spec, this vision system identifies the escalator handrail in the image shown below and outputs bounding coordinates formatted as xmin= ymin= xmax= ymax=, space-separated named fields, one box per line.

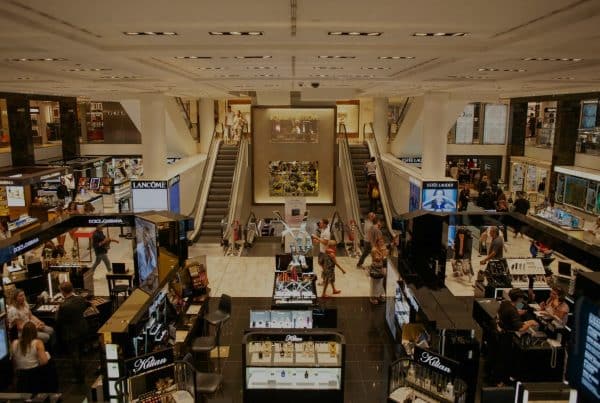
xmin=365 ymin=122 xmax=398 ymax=238
xmin=338 ymin=124 xmax=365 ymax=239
xmin=222 ymin=138 xmax=249 ymax=241
xmin=189 ymin=125 xmax=223 ymax=241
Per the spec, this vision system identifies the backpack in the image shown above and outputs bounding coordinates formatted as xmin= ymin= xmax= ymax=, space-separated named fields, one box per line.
xmin=371 ymin=186 xmax=380 ymax=199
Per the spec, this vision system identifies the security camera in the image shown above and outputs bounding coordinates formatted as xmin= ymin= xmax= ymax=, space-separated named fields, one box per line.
xmin=311 ymin=82 xmax=320 ymax=88
xmin=298 ymin=82 xmax=304 ymax=87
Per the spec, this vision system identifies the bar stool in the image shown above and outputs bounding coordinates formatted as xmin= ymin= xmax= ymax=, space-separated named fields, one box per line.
xmin=190 ymin=322 xmax=222 ymax=371
xmin=106 ymin=273 xmax=133 ymax=311
xmin=179 ymin=353 xmax=223 ymax=403
xmin=203 ymin=294 xmax=231 ymax=371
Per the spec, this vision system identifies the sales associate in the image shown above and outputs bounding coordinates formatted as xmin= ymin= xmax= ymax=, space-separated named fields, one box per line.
xmin=498 ymin=288 xmax=538 ymax=332
xmin=480 ymin=227 xmax=504 ymax=265
xmin=539 ymin=287 xmax=569 ymax=325
xmin=8 ymin=289 xmax=54 ymax=345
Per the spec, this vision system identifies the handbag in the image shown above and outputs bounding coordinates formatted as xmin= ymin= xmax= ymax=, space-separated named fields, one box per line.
xmin=369 ymin=265 xmax=385 ymax=279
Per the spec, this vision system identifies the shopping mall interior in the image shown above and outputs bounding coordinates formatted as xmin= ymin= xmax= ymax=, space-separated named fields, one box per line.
xmin=0 ymin=1 xmax=599 ymax=402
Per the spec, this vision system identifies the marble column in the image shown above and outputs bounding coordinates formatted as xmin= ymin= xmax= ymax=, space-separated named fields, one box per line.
xmin=59 ymin=99 xmax=80 ymax=160
xmin=6 ymin=94 xmax=34 ymax=166
xmin=140 ymin=95 xmax=167 ymax=178
xmin=372 ymin=97 xmax=388 ymax=151
xmin=550 ymin=99 xmax=580 ymax=196
xmin=199 ymin=98 xmax=215 ymax=153
xmin=421 ymin=92 xmax=450 ymax=179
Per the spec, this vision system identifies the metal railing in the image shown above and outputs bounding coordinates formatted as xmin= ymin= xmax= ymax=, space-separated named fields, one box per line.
xmin=174 ymin=97 xmax=199 ymax=141
xmin=188 ymin=124 xmax=223 ymax=242
xmin=222 ymin=137 xmax=249 ymax=241
xmin=338 ymin=123 xmax=365 ymax=240
xmin=365 ymin=122 xmax=398 ymax=238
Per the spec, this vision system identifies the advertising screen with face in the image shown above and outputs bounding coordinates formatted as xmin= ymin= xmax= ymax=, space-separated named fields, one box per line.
xmin=135 ymin=217 xmax=158 ymax=293
xmin=421 ymin=181 xmax=458 ymax=213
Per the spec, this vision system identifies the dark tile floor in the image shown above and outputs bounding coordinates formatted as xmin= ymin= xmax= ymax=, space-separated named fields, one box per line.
xmin=1 ymin=297 xmax=396 ymax=403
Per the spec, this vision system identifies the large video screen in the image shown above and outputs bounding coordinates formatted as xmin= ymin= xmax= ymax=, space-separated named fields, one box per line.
xmin=421 ymin=181 xmax=458 ymax=213
xmin=564 ymin=176 xmax=588 ymax=209
xmin=269 ymin=109 xmax=319 ymax=143
xmin=269 ymin=161 xmax=318 ymax=197
xmin=135 ymin=217 xmax=159 ymax=293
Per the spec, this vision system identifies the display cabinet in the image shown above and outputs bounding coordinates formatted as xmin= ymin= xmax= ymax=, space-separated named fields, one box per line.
xmin=479 ymin=258 xmax=550 ymax=298
xmin=272 ymin=266 xmax=316 ymax=306
xmin=242 ymin=330 xmax=345 ymax=403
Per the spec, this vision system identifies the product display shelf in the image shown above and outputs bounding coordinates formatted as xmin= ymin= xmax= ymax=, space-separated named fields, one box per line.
xmin=272 ymin=268 xmax=317 ymax=306
xmin=388 ymin=358 xmax=467 ymax=403
xmin=243 ymin=330 xmax=345 ymax=403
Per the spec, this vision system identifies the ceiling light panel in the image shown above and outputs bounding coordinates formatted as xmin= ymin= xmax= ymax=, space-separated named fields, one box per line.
xmin=245 ymin=66 xmax=277 ymax=70
xmin=174 ymin=56 xmax=212 ymax=59
xmin=209 ymin=31 xmax=263 ymax=36
xmin=361 ymin=67 xmax=391 ymax=70
xmin=7 ymin=58 xmax=67 ymax=62
xmin=522 ymin=57 xmax=582 ymax=62
xmin=328 ymin=31 xmax=382 ymax=36
xmin=99 ymin=75 xmax=140 ymax=80
xmin=478 ymin=68 xmax=526 ymax=72
xmin=63 ymin=68 xmax=112 ymax=72
xmin=447 ymin=75 xmax=491 ymax=80
xmin=553 ymin=77 xmax=575 ymax=80
xmin=378 ymin=56 xmax=415 ymax=60
xmin=313 ymin=66 xmax=343 ymax=70
xmin=198 ymin=67 xmax=223 ymax=70
xmin=124 ymin=31 xmax=177 ymax=35
xmin=234 ymin=56 xmax=271 ymax=59
xmin=317 ymin=56 xmax=356 ymax=59
xmin=413 ymin=32 xmax=469 ymax=37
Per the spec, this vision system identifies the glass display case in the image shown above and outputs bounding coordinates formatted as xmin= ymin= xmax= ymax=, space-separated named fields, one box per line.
xmin=249 ymin=309 xmax=313 ymax=329
xmin=243 ymin=330 xmax=345 ymax=403
xmin=272 ymin=257 xmax=317 ymax=306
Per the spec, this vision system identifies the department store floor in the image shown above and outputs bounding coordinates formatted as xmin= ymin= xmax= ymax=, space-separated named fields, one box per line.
xmin=41 ymin=214 xmax=582 ymax=403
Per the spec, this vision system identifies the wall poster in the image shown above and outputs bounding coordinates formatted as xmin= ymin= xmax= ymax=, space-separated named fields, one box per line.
xmin=511 ymin=163 xmax=525 ymax=191
xmin=483 ymin=104 xmax=507 ymax=144
xmin=269 ymin=109 xmax=319 ymax=143
xmin=269 ymin=161 xmax=318 ymax=197
xmin=455 ymin=104 xmax=475 ymax=144
xmin=525 ymin=165 xmax=538 ymax=192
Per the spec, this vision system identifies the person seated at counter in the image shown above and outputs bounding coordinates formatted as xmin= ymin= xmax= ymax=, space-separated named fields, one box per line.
xmin=11 ymin=321 xmax=53 ymax=393
xmin=8 ymin=289 xmax=55 ymax=346
xmin=538 ymin=287 xmax=569 ymax=325
xmin=498 ymin=288 xmax=538 ymax=333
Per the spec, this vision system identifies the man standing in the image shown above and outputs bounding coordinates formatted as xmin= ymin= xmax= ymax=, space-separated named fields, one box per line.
xmin=480 ymin=226 xmax=504 ymax=265
xmin=513 ymin=191 xmax=531 ymax=238
xmin=458 ymin=184 xmax=470 ymax=211
xmin=365 ymin=157 xmax=377 ymax=180
xmin=224 ymin=105 xmax=235 ymax=143
xmin=91 ymin=224 xmax=117 ymax=272
xmin=311 ymin=218 xmax=331 ymax=283
xmin=56 ymin=281 xmax=90 ymax=383
xmin=356 ymin=212 xmax=375 ymax=268
xmin=357 ymin=216 xmax=381 ymax=269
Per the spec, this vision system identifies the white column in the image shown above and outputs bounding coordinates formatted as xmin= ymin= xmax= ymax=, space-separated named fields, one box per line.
xmin=199 ymin=98 xmax=215 ymax=153
xmin=373 ymin=97 xmax=389 ymax=151
xmin=421 ymin=92 xmax=449 ymax=178
xmin=140 ymin=95 xmax=167 ymax=178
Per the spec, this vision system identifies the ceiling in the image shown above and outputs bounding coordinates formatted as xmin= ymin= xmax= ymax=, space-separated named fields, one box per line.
xmin=1 ymin=0 xmax=600 ymax=100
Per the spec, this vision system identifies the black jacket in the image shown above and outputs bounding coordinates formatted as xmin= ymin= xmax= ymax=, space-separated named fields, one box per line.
xmin=56 ymin=295 xmax=90 ymax=343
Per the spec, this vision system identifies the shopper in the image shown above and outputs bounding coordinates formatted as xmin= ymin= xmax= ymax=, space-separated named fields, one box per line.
xmin=224 ymin=105 xmax=235 ymax=143
xmin=357 ymin=215 xmax=380 ymax=269
xmin=496 ymin=199 xmax=509 ymax=212
xmin=8 ymin=289 xmax=54 ymax=346
xmin=513 ymin=191 xmax=531 ymax=238
xmin=321 ymin=242 xmax=346 ymax=298
xmin=55 ymin=281 xmax=90 ymax=384
xmin=90 ymin=224 xmax=118 ymax=273
xmin=365 ymin=157 xmax=377 ymax=179
xmin=480 ymin=226 xmax=504 ymax=265
xmin=11 ymin=322 xmax=50 ymax=393
xmin=458 ymin=184 xmax=470 ymax=211
xmin=539 ymin=287 xmax=569 ymax=325
xmin=311 ymin=218 xmax=331 ymax=284
xmin=0 ymin=220 xmax=11 ymax=240
xmin=369 ymin=237 xmax=388 ymax=305
xmin=56 ymin=178 xmax=69 ymax=207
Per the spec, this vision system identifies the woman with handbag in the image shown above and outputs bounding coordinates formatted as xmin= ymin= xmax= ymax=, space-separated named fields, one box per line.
xmin=369 ymin=237 xmax=388 ymax=305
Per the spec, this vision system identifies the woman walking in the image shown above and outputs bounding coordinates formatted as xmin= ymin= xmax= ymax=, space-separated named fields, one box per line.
xmin=369 ymin=237 xmax=388 ymax=304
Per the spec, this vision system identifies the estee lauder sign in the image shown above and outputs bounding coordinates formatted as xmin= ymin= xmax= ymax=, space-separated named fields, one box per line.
xmin=413 ymin=346 xmax=459 ymax=376
xmin=125 ymin=348 xmax=174 ymax=376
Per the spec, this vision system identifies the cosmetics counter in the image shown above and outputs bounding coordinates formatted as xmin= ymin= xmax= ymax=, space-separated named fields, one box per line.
xmin=242 ymin=330 xmax=345 ymax=403
xmin=472 ymin=298 xmax=568 ymax=383
xmin=98 ymin=264 xmax=205 ymax=402
xmin=475 ymin=258 xmax=551 ymax=299
xmin=272 ymin=254 xmax=317 ymax=307
xmin=388 ymin=347 xmax=467 ymax=403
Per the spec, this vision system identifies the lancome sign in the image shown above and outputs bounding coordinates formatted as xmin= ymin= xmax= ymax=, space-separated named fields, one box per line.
xmin=413 ymin=346 xmax=459 ymax=376
xmin=125 ymin=348 xmax=173 ymax=376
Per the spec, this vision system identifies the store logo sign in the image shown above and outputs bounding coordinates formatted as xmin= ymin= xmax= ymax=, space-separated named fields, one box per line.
xmin=88 ymin=218 xmax=125 ymax=225
xmin=126 ymin=348 xmax=173 ymax=376
xmin=0 ymin=180 xmax=14 ymax=185
xmin=285 ymin=335 xmax=303 ymax=342
xmin=132 ymin=181 xmax=167 ymax=189
xmin=414 ymin=346 xmax=458 ymax=376
xmin=40 ymin=172 xmax=61 ymax=181
xmin=13 ymin=237 xmax=40 ymax=254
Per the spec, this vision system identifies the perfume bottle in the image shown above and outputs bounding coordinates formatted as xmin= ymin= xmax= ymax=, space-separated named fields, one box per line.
xmin=304 ymin=370 xmax=309 ymax=379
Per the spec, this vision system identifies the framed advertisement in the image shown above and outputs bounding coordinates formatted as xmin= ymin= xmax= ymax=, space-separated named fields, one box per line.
xmin=455 ymin=104 xmax=475 ymax=144
xmin=483 ymin=104 xmax=507 ymax=144
xmin=580 ymin=101 xmax=598 ymax=129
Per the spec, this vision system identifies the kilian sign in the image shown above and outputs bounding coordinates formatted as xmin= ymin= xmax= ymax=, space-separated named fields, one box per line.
xmin=125 ymin=348 xmax=174 ymax=376
xmin=413 ymin=346 xmax=459 ymax=376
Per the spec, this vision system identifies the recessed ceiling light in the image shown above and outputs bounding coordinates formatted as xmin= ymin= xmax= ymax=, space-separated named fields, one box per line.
xmin=123 ymin=31 xmax=178 ymax=36
xmin=7 ymin=58 xmax=67 ymax=62
xmin=311 ymin=74 xmax=330 ymax=78
xmin=378 ymin=56 xmax=415 ymax=60
xmin=313 ymin=66 xmax=343 ymax=70
xmin=234 ymin=55 xmax=271 ymax=59
xmin=245 ymin=66 xmax=277 ymax=70
xmin=64 ymin=68 xmax=111 ymax=72
xmin=448 ymin=75 xmax=490 ymax=80
xmin=553 ymin=77 xmax=575 ymax=80
xmin=328 ymin=31 xmax=382 ymax=36
xmin=174 ymin=56 xmax=213 ymax=59
xmin=209 ymin=31 xmax=264 ymax=36
xmin=317 ymin=55 xmax=356 ymax=59
xmin=256 ymin=73 xmax=277 ymax=77
xmin=361 ymin=66 xmax=391 ymax=70
xmin=412 ymin=32 xmax=469 ymax=37
xmin=16 ymin=77 xmax=32 ymax=80
xmin=199 ymin=67 xmax=223 ymax=70
xmin=100 ymin=75 xmax=140 ymax=80
xmin=521 ymin=57 xmax=582 ymax=62
xmin=478 ymin=68 xmax=526 ymax=72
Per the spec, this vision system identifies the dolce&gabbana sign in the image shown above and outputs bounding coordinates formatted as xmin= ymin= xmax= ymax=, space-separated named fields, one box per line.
xmin=125 ymin=348 xmax=173 ymax=376
xmin=413 ymin=346 xmax=459 ymax=376
xmin=132 ymin=180 xmax=167 ymax=190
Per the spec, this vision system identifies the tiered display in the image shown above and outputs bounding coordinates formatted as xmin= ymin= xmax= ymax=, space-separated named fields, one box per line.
xmin=243 ymin=331 xmax=345 ymax=403
xmin=479 ymin=258 xmax=549 ymax=298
